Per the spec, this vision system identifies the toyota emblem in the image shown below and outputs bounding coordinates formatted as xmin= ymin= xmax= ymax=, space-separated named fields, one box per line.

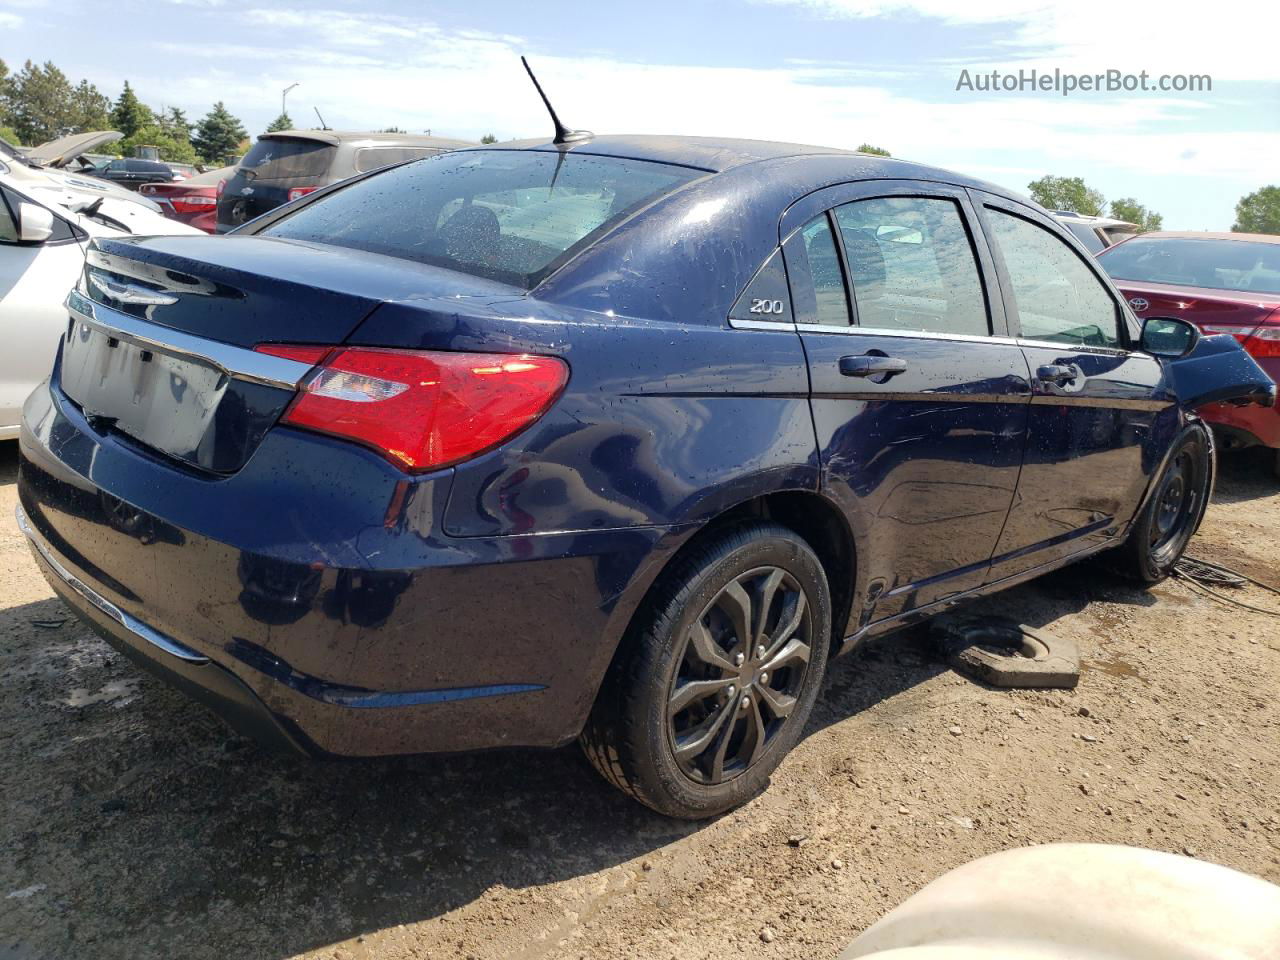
xmin=1129 ymin=297 xmax=1149 ymax=312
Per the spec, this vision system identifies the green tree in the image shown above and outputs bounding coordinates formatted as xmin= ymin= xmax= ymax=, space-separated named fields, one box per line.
xmin=856 ymin=143 xmax=890 ymax=157
xmin=379 ymin=126 xmax=407 ymax=134
xmin=1108 ymin=198 xmax=1163 ymax=233
xmin=116 ymin=124 xmax=198 ymax=164
xmin=0 ymin=58 xmax=11 ymax=130
xmin=6 ymin=60 xmax=77 ymax=143
xmin=110 ymin=81 xmax=151 ymax=138
xmin=191 ymin=101 xmax=247 ymax=164
xmin=0 ymin=126 xmax=20 ymax=147
xmin=158 ymin=106 xmax=192 ymax=144
xmin=69 ymin=79 xmax=111 ymax=131
xmin=1232 ymin=186 xmax=1280 ymax=235
xmin=1027 ymin=175 xmax=1106 ymax=217
xmin=480 ymin=133 xmax=497 ymax=144
xmin=266 ymin=112 xmax=293 ymax=133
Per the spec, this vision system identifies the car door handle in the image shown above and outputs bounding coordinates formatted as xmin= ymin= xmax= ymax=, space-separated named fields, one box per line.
xmin=1036 ymin=364 xmax=1078 ymax=384
xmin=839 ymin=355 xmax=908 ymax=378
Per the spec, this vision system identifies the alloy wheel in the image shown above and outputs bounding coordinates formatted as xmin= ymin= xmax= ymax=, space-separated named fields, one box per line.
xmin=666 ymin=566 xmax=813 ymax=785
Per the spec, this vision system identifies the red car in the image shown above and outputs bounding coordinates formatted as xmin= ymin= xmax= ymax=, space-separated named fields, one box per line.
xmin=137 ymin=165 xmax=234 ymax=234
xmin=1100 ymin=231 xmax=1280 ymax=475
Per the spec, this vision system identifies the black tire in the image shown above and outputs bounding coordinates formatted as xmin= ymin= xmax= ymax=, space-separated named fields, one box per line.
xmin=580 ymin=522 xmax=832 ymax=819
xmin=1273 ymin=447 xmax=1280 ymax=481
xmin=1114 ymin=427 xmax=1212 ymax=583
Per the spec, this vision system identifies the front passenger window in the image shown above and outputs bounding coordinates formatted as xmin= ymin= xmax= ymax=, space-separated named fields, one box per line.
xmin=0 ymin=192 xmax=17 ymax=243
xmin=985 ymin=207 xmax=1121 ymax=348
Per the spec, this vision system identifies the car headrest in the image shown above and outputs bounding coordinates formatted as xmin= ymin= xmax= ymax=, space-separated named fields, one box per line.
xmin=843 ymin=230 xmax=887 ymax=289
xmin=440 ymin=204 xmax=500 ymax=262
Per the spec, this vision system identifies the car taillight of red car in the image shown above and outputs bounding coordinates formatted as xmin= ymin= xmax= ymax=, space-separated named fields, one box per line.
xmin=288 ymin=186 xmax=318 ymax=202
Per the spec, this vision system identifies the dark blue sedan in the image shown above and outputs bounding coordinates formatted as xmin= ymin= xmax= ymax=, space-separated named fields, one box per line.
xmin=16 ymin=136 xmax=1273 ymax=818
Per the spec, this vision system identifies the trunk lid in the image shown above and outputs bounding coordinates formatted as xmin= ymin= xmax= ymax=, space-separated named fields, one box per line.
xmin=1115 ymin=279 xmax=1280 ymax=338
xmin=61 ymin=234 xmax=518 ymax=473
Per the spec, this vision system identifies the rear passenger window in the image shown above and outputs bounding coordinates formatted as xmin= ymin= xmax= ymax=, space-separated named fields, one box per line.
xmin=799 ymin=215 xmax=850 ymax=326
xmin=833 ymin=197 xmax=990 ymax=337
xmin=985 ymin=207 xmax=1121 ymax=348
xmin=354 ymin=147 xmax=439 ymax=173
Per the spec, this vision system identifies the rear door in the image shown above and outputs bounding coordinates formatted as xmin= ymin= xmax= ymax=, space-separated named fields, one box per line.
xmin=973 ymin=193 xmax=1169 ymax=579
xmin=786 ymin=181 xmax=1032 ymax=629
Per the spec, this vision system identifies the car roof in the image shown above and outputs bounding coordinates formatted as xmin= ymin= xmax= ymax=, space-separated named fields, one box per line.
xmin=260 ymin=130 xmax=477 ymax=149
xmin=1054 ymin=212 xmax=1136 ymax=230
xmin=481 ymin=133 xmax=907 ymax=173
xmin=1132 ymin=231 xmax=1280 ymax=244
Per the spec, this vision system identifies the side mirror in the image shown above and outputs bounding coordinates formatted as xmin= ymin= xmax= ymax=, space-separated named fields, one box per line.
xmin=1141 ymin=316 xmax=1200 ymax=359
xmin=17 ymin=202 xmax=55 ymax=243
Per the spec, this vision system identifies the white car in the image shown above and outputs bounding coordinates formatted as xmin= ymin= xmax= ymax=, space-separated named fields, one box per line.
xmin=0 ymin=131 xmax=165 ymax=214
xmin=0 ymin=177 xmax=202 ymax=439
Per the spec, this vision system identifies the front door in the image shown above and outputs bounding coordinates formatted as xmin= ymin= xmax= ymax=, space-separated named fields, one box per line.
xmin=785 ymin=183 xmax=1032 ymax=632
xmin=972 ymin=193 xmax=1170 ymax=579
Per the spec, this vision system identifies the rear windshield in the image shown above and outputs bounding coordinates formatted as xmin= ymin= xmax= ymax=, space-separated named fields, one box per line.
xmin=353 ymin=146 xmax=442 ymax=173
xmin=239 ymin=137 xmax=334 ymax=180
xmin=1100 ymin=236 xmax=1280 ymax=295
xmin=259 ymin=149 xmax=703 ymax=288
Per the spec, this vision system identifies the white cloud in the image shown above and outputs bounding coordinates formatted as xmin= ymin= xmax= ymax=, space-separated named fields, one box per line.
xmin=762 ymin=0 xmax=1280 ymax=84
xmin=0 ymin=10 xmax=21 ymax=27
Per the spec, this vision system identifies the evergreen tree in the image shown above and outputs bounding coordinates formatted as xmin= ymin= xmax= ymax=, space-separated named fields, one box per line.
xmin=480 ymin=133 xmax=497 ymax=144
xmin=192 ymin=101 xmax=247 ymax=164
xmin=6 ymin=61 xmax=77 ymax=143
xmin=266 ymin=112 xmax=293 ymax=133
xmin=111 ymin=81 xmax=151 ymax=138
xmin=856 ymin=143 xmax=890 ymax=156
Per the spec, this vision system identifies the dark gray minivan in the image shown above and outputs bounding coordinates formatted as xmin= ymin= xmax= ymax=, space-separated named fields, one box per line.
xmin=215 ymin=130 xmax=475 ymax=232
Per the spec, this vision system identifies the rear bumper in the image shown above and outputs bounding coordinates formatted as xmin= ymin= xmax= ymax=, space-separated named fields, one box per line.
xmin=18 ymin=375 xmax=679 ymax=757
xmin=1199 ymin=397 xmax=1280 ymax=448
xmin=20 ymin=504 xmax=313 ymax=755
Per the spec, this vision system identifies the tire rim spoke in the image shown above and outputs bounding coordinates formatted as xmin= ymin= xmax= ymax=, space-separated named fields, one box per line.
xmin=761 ymin=591 xmax=806 ymax=661
xmin=742 ymin=695 xmax=768 ymax=769
xmin=761 ymin=636 xmax=810 ymax=675
xmin=668 ymin=676 xmax=734 ymax=716
xmin=686 ymin=620 xmax=735 ymax=674
xmin=707 ymin=709 xmax=738 ymax=782
xmin=673 ymin=698 xmax=734 ymax=763
xmin=755 ymin=682 xmax=797 ymax=720
xmin=754 ymin=568 xmax=786 ymax=646
xmin=716 ymin=579 xmax=753 ymax=655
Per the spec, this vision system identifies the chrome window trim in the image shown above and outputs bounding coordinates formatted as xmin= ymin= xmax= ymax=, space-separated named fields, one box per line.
xmin=727 ymin=317 xmax=798 ymax=332
xmin=794 ymin=322 xmax=1017 ymax=346
xmin=67 ymin=289 xmax=314 ymax=390
xmin=17 ymin=504 xmax=210 ymax=665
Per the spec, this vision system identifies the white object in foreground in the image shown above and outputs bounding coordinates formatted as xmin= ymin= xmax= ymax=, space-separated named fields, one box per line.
xmin=840 ymin=843 xmax=1280 ymax=960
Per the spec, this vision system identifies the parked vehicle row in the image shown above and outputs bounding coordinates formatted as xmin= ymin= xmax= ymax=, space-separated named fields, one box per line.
xmin=15 ymin=135 xmax=1274 ymax=817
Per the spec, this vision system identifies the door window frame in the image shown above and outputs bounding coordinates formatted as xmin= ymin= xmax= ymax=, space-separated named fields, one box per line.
xmin=780 ymin=179 xmax=1012 ymax=340
xmin=970 ymin=190 xmax=1142 ymax=353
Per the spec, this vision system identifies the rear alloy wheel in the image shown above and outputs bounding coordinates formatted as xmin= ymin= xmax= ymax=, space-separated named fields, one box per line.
xmin=1114 ymin=427 xmax=1211 ymax=583
xmin=581 ymin=523 xmax=831 ymax=818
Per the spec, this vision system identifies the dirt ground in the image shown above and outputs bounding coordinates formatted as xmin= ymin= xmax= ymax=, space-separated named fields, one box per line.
xmin=1 ymin=440 xmax=1277 ymax=960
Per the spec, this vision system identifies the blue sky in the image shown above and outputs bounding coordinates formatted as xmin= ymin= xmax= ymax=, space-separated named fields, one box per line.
xmin=3 ymin=0 xmax=1277 ymax=229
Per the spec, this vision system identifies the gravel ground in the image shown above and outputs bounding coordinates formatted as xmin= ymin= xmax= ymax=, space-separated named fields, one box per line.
xmin=1 ymin=441 xmax=1277 ymax=960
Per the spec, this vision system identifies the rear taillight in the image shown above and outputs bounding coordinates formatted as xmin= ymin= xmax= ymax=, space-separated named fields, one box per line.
xmin=253 ymin=346 xmax=569 ymax=472
xmin=216 ymin=178 xmax=227 ymax=199
xmin=1242 ymin=327 xmax=1280 ymax=358
xmin=288 ymin=186 xmax=318 ymax=202
xmin=1238 ymin=308 xmax=1280 ymax=359
xmin=170 ymin=195 xmax=217 ymax=214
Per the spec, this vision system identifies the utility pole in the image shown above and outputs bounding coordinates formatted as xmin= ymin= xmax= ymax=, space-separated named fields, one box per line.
xmin=282 ymin=83 xmax=299 ymax=119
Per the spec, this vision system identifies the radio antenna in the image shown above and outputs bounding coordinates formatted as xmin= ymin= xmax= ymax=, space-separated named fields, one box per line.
xmin=521 ymin=56 xmax=591 ymax=145
xmin=313 ymin=106 xmax=330 ymax=131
